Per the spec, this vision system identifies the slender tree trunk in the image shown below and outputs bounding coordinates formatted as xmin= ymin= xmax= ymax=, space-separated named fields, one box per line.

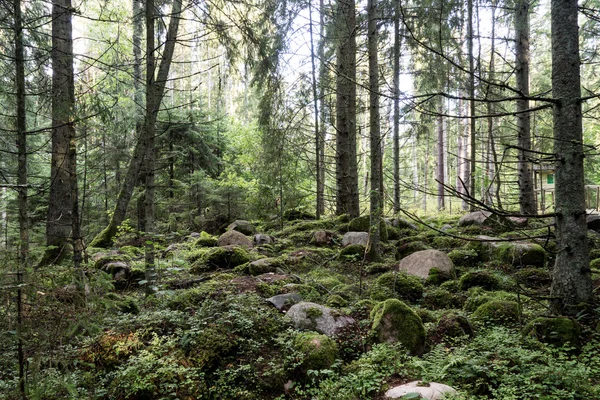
xmin=335 ymin=0 xmax=359 ymax=217
xmin=367 ymin=0 xmax=381 ymax=261
xmin=467 ymin=0 xmax=476 ymax=210
xmin=550 ymin=0 xmax=592 ymax=315
xmin=393 ymin=1 xmax=401 ymax=214
xmin=90 ymin=0 xmax=182 ymax=248
xmin=437 ymin=101 xmax=445 ymax=210
xmin=516 ymin=0 xmax=536 ymax=214
xmin=317 ymin=0 xmax=326 ymax=216
xmin=42 ymin=0 xmax=76 ymax=265
xmin=309 ymin=0 xmax=323 ymax=218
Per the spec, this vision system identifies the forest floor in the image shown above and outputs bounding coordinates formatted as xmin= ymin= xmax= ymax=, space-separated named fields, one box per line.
xmin=2 ymin=212 xmax=600 ymax=399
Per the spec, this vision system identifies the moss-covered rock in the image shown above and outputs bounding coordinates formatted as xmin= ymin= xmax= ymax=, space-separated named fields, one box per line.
xmin=370 ymin=271 xmax=424 ymax=303
xmin=472 ymin=300 xmax=520 ymax=325
xmin=513 ymin=267 xmax=551 ymax=289
xmin=339 ymin=244 xmax=366 ymax=260
xmin=293 ymin=332 xmax=338 ymax=371
xmin=523 ymin=317 xmax=581 ymax=350
xmin=217 ymin=230 xmax=253 ymax=248
xmin=326 ymin=294 xmax=348 ymax=308
xmin=440 ymin=280 xmax=461 ymax=293
xmin=92 ymin=250 xmax=132 ymax=270
xmin=194 ymin=231 xmax=218 ymax=247
xmin=428 ymin=314 xmax=474 ymax=345
xmin=348 ymin=215 xmax=388 ymax=241
xmin=395 ymin=241 xmax=430 ymax=260
xmin=248 ymin=257 xmax=283 ymax=275
xmin=227 ymin=220 xmax=256 ymax=236
xmin=426 ymin=268 xmax=453 ymax=285
xmin=459 ymin=270 xmax=501 ymax=291
xmin=422 ymin=288 xmax=460 ymax=310
xmin=463 ymin=289 xmax=523 ymax=312
xmin=448 ymin=248 xmax=480 ymax=268
xmin=432 ymin=236 xmax=465 ymax=250
xmin=190 ymin=246 xmax=251 ymax=273
xmin=493 ymin=242 xmax=546 ymax=267
xmin=369 ymin=299 xmax=426 ymax=355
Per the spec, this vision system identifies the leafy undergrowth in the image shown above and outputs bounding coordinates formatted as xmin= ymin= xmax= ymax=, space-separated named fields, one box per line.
xmin=1 ymin=214 xmax=600 ymax=399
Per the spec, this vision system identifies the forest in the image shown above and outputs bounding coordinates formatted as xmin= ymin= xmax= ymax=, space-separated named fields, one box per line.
xmin=1 ymin=0 xmax=600 ymax=398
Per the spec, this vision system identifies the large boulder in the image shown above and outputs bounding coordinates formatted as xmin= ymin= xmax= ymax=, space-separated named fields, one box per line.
xmin=342 ymin=231 xmax=369 ymax=247
xmin=217 ymin=230 xmax=253 ymax=248
xmin=253 ymin=234 xmax=274 ymax=246
xmin=395 ymin=241 xmax=430 ymax=260
xmin=370 ymin=299 xmax=426 ymax=355
xmin=248 ymin=257 xmax=280 ymax=275
xmin=474 ymin=238 xmax=546 ymax=267
xmin=385 ymin=381 xmax=457 ymax=400
xmin=370 ymin=272 xmax=424 ymax=303
xmin=293 ymin=332 xmax=338 ymax=371
xmin=266 ymin=293 xmax=303 ymax=311
xmin=523 ymin=317 xmax=581 ymax=349
xmin=227 ymin=220 xmax=256 ymax=236
xmin=398 ymin=249 xmax=454 ymax=280
xmin=312 ymin=230 xmax=335 ymax=246
xmin=458 ymin=210 xmax=513 ymax=231
xmin=286 ymin=302 xmax=355 ymax=336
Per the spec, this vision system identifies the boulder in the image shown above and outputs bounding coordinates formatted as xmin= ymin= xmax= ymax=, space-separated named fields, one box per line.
xmin=385 ymin=381 xmax=457 ymax=400
xmin=293 ymin=332 xmax=338 ymax=371
xmin=253 ymin=234 xmax=274 ymax=246
xmin=458 ymin=210 xmax=513 ymax=231
xmin=370 ymin=299 xmax=426 ymax=355
xmin=472 ymin=237 xmax=546 ymax=267
xmin=472 ymin=300 xmax=520 ymax=325
xmin=190 ymin=246 xmax=251 ymax=273
xmin=398 ymin=249 xmax=454 ymax=280
xmin=342 ymin=231 xmax=369 ymax=247
xmin=395 ymin=241 xmax=430 ymax=260
xmin=217 ymin=230 xmax=253 ymax=248
xmin=286 ymin=302 xmax=355 ymax=336
xmin=266 ymin=293 xmax=303 ymax=311
xmin=248 ymin=258 xmax=279 ymax=275
xmin=392 ymin=217 xmax=418 ymax=230
xmin=348 ymin=215 xmax=388 ymax=241
xmin=227 ymin=220 xmax=256 ymax=235
xmin=429 ymin=314 xmax=474 ymax=345
xmin=92 ymin=250 xmax=131 ymax=270
xmin=313 ymin=230 xmax=334 ymax=246
xmin=523 ymin=317 xmax=581 ymax=349
xmin=370 ymin=272 xmax=424 ymax=303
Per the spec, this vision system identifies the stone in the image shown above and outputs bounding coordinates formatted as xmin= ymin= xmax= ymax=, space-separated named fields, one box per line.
xmin=217 ymin=230 xmax=253 ymax=248
xmin=472 ymin=300 xmax=520 ymax=325
xmin=253 ymin=234 xmax=274 ymax=245
xmin=293 ymin=332 xmax=338 ymax=371
xmin=392 ymin=217 xmax=418 ymax=230
xmin=286 ymin=302 xmax=355 ymax=336
xmin=458 ymin=210 xmax=513 ymax=231
xmin=398 ymin=249 xmax=454 ymax=280
xmin=395 ymin=241 xmax=430 ymax=260
xmin=385 ymin=381 xmax=457 ymax=400
xmin=266 ymin=293 xmax=303 ymax=311
xmin=370 ymin=272 xmax=424 ymax=303
xmin=313 ymin=230 xmax=334 ymax=246
xmin=471 ymin=237 xmax=546 ymax=267
xmin=342 ymin=231 xmax=369 ymax=247
xmin=248 ymin=258 xmax=280 ymax=275
xmin=429 ymin=314 xmax=474 ymax=345
xmin=227 ymin=220 xmax=256 ymax=235
xmin=523 ymin=317 xmax=581 ymax=349
xmin=370 ymin=299 xmax=426 ymax=355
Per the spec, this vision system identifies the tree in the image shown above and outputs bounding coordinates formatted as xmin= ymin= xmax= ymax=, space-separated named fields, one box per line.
xmin=42 ymin=0 xmax=76 ymax=265
xmin=392 ymin=0 xmax=401 ymax=214
xmin=367 ymin=0 xmax=381 ymax=261
xmin=335 ymin=0 xmax=359 ymax=217
xmin=549 ymin=0 xmax=593 ymax=315
xmin=516 ymin=0 xmax=536 ymax=214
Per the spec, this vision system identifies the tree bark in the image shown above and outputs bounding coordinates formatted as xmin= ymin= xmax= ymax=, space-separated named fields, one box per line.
xmin=367 ymin=0 xmax=381 ymax=261
xmin=90 ymin=0 xmax=182 ymax=248
xmin=467 ymin=0 xmax=476 ymax=211
xmin=437 ymin=101 xmax=445 ymax=211
xmin=516 ymin=0 xmax=536 ymax=215
xmin=42 ymin=0 xmax=76 ymax=265
xmin=393 ymin=1 xmax=401 ymax=214
xmin=550 ymin=0 xmax=592 ymax=315
xmin=335 ymin=0 xmax=359 ymax=218
xmin=309 ymin=0 xmax=323 ymax=219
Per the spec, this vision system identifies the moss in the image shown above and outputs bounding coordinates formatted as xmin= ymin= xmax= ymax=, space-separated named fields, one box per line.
xmin=195 ymin=231 xmax=218 ymax=247
xmin=339 ymin=244 xmax=366 ymax=260
xmin=326 ymin=294 xmax=348 ymax=308
xmin=432 ymin=236 xmax=465 ymax=249
xmin=293 ymin=332 xmax=338 ymax=371
xmin=116 ymin=297 xmax=140 ymax=314
xmin=472 ymin=300 xmax=520 ymax=325
xmin=280 ymin=284 xmax=320 ymax=302
xmin=190 ymin=246 xmax=251 ymax=273
xmin=513 ymin=267 xmax=551 ymax=288
xmin=370 ymin=271 xmax=424 ymax=303
xmin=448 ymin=248 xmax=480 ymax=268
xmin=459 ymin=270 xmax=501 ymax=291
xmin=523 ymin=317 xmax=581 ymax=350
xmin=421 ymin=288 xmax=459 ymax=310
xmin=387 ymin=227 xmax=401 ymax=241
xmin=426 ymin=267 xmax=453 ymax=285
xmin=440 ymin=280 xmax=461 ymax=293
xmin=187 ymin=326 xmax=238 ymax=370
xmin=429 ymin=314 xmax=474 ymax=345
xmin=395 ymin=241 xmax=430 ymax=260
xmin=369 ymin=299 xmax=426 ymax=355
xmin=590 ymin=258 xmax=600 ymax=270
xmin=351 ymin=299 xmax=378 ymax=315
xmin=93 ymin=252 xmax=132 ymax=270
xmin=305 ymin=306 xmax=324 ymax=319
xmin=463 ymin=289 xmax=524 ymax=312
xmin=347 ymin=215 xmax=388 ymax=241
xmin=119 ymin=245 xmax=143 ymax=258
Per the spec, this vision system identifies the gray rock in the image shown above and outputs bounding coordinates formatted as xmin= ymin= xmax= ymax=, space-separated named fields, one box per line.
xmin=248 ymin=258 xmax=279 ymax=275
xmin=217 ymin=230 xmax=253 ymax=248
xmin=313 ymin=230 xmax=334 ymax=246
xmin=477 ymin=237 xmax=546 ymax=267
xmin=392 ymin=217 xmax=418 ymax=230
xmin=227 ymin=220 xmax=256 ymax=236
xmin=266 ymin=293 xmax=303 ymax=310
xmin=458 ymin=210 xmax=513 ymax=231
xmin=342 ymin=231 xmax=369 ymax=247
xmin=253 ymin=234 xmax=274 ymax=245
xmin=286 ymin=302 xmax=355 ymax=336
xmin=398 ymin=249 xmax=454 ymax=280
xmin=385 ymin=381 xmax=457 ymax=399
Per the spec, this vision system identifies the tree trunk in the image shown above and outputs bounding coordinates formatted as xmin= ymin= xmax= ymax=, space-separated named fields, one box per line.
xmin=335 ymin=0 xmax=359 ymax=218
xmin=90 ymin=0 xmax=182 ymax=248
xmin=393 ymin=1 xmax=401 ymax=214
xmin=467 ymin=0 xmax=476 ymax=211
xmin=309 ymin=0 xmax=323 ymax=219
xmin=367 ymin=0 xmax=381 ymax=261
xmin=437 ymin=101 xmax=445 ymax=210
xmin=42 ymin=0 xmax=76 ymax=265
xmin=516 ymin=0 xmax=536 ymax=215
xmin=550 ymin=0 xmax=592 ymax=315
xmin=317 ymin=0 xmax=326 ymax=216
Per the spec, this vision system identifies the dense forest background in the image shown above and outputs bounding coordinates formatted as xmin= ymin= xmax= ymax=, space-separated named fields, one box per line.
xmin=1 ymin=0 xmax=600 ymax=398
